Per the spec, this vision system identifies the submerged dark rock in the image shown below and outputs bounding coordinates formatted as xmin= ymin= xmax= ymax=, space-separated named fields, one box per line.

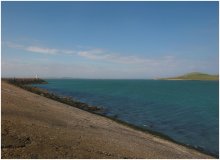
xmin=87 ymin=106 xmax=102 ymax=111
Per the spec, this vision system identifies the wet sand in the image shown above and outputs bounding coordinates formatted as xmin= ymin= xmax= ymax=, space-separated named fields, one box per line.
xmin=1 ymin=81 xmax=213 ymax=158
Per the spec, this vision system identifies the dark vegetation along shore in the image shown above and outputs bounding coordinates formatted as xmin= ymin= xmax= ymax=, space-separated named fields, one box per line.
xmin=2 ymin=78 xmax=217 ymax=158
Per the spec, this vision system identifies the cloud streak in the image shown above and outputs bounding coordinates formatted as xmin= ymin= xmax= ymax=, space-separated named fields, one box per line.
xmin=5 ymin=42 xmax=177 ymax=66
xmin=77 ymin=49 xmax=143 ymax=63
xmin=26 ymin=46 xmax=59 ymax=55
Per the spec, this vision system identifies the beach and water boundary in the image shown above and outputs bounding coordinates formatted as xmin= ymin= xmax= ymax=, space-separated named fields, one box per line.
xmin=1 ymin=78 xmax=217 ymax=158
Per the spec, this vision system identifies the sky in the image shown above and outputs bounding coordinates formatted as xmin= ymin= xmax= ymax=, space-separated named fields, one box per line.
xmin=1 ymin=1 xmax=219 ymax=79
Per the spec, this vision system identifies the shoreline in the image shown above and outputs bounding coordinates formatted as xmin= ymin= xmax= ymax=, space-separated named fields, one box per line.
xmin=2 ymin=80 xmax=216 ymax=158
xmin=158 ymin=78 xmax=219 ymax=81
xmin=27 ymin=82 xmax=218 ymax=157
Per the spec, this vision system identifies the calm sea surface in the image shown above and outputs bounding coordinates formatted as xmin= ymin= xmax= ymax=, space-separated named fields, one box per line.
xmin=34 ymin=79 xmax=219 ymax=156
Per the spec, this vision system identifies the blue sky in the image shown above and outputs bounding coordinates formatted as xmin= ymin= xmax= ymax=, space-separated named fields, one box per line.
xmin=2 ymin=1 xmax=219 ymax=79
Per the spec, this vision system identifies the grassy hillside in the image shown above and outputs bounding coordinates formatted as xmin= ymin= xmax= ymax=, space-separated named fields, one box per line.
xmin=160 ymin=72 xmax=219 ymax=80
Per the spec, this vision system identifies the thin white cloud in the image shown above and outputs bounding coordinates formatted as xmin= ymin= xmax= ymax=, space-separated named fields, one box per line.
xmin=4 ymin=41 xmax=176 ymax=66
xmin=4 ymin=42 xmax=78 ymax=55
xmin=26 ymin=46 xmax=58 ymax=55
xmin=77 ymin=48 xmax=146 ymax=64
xmin=78 ymin=49 xmax=112 ymax=60
xmin=77 ymin=49 xmax=176 ymax=65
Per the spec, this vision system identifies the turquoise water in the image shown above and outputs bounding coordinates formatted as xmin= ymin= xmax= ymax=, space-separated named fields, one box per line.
xmin=34 ymin=79 xmax=219 ymax=156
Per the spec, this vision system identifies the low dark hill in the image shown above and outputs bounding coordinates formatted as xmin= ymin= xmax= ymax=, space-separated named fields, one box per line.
xmin=160 ymin=72 xmax=219 ymax=80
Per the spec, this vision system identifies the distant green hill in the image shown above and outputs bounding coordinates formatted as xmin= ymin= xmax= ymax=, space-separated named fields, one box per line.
xmin=160 ymin=72 xmax=219 ymax=80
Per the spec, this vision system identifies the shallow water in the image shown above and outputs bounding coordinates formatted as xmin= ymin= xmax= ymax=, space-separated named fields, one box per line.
xmin=34 ymin=79 xmax=219 ymax=156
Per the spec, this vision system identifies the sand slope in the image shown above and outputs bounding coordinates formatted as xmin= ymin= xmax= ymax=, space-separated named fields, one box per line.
xmin=1 ymin=81 xmax=213 ymax=158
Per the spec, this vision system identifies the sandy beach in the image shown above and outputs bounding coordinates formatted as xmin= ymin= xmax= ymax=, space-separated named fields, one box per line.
xmin=1 ymin=81 xmax=214 ymax=159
